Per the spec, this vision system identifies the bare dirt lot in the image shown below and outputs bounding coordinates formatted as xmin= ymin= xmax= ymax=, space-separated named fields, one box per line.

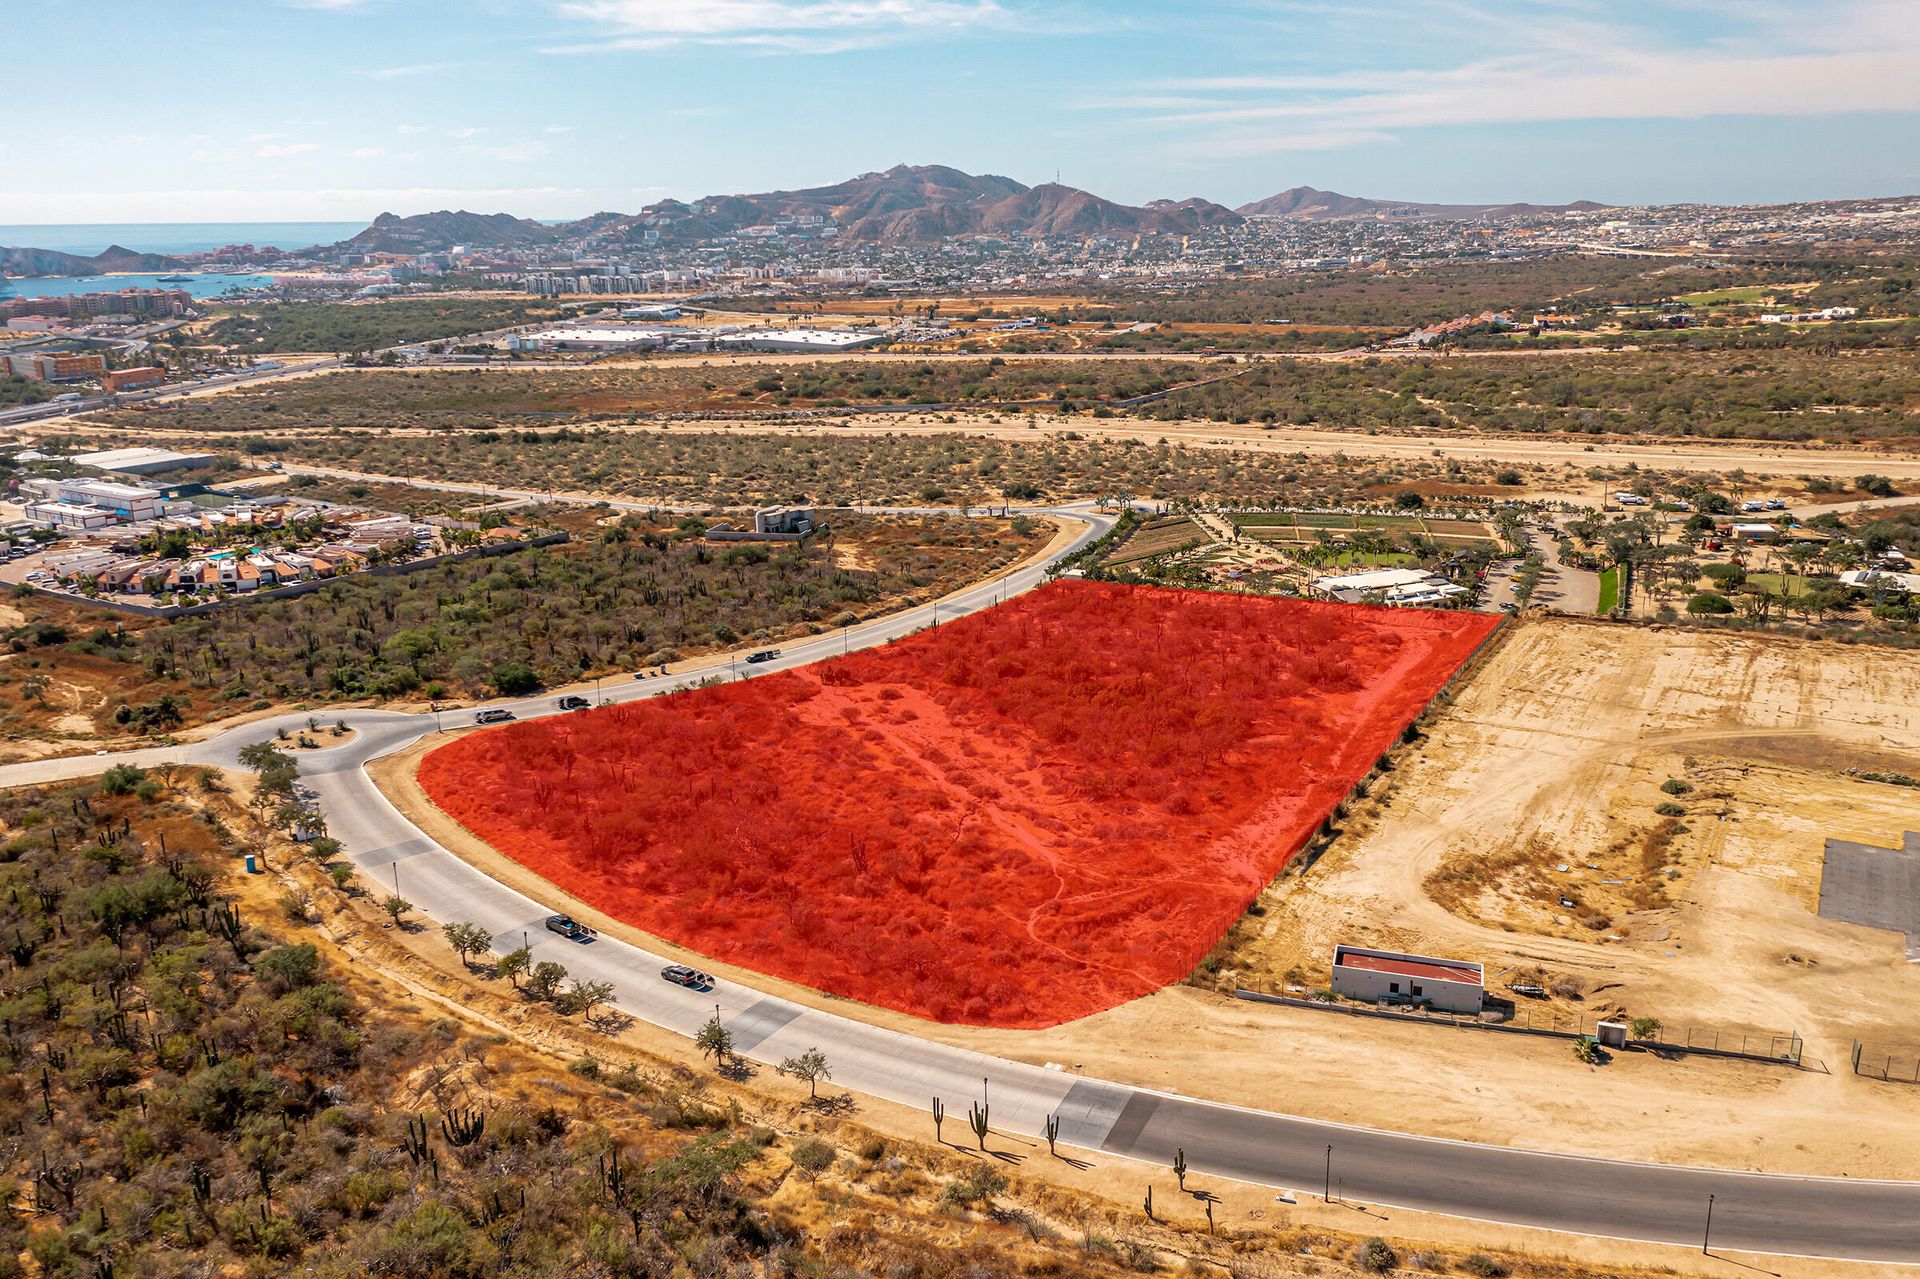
xmin=388 ymin=612 xmax=1920 ymax=1176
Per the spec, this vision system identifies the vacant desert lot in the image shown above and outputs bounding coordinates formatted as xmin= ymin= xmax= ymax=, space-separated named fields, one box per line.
xmin=1221 ymin=619 xmax=1920 ymax=1063
xmin=418 ymin=582 xmax=1495 ymax=1027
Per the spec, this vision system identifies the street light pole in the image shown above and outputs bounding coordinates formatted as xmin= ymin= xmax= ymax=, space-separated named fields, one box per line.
xmin=1702 ymin=1193 xmax=1714 ymax=1255
xmin=1324 ymin=1146 xmax=1333 ymax=1203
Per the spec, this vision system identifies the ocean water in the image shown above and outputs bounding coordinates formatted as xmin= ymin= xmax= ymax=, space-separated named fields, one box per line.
xmin=0 ymin=272 xmax=274 ymax=301
xmin=0 ymin=221 xmax=362 ymax=257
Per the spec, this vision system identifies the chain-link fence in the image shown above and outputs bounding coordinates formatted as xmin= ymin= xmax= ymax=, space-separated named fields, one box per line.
xmin=1853 ymin=1041 xmax=1920 ymax=1084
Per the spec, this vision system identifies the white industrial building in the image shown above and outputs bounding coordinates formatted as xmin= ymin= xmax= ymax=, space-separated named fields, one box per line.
xmin=1331 ymin=945 xmax=1485 ymax=1013
xmin=22 ymin=477 xmax=167 ymax=526
xmin=506 ymin=326 xmax=674 ymax=353
xmin=1841 ymin=568 xmax=1920 ymax=595
xmin=714 ymin=328 xmax=888 ymax=354
xmin=1309 ymin=567 xmax=1469 ymax=607
xmin=70 ymin=447 xmax=217 ymax=476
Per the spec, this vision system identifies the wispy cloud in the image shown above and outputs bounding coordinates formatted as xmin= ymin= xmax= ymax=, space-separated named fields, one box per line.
xmin=549 ymin=0 xmax=1017 ymax=53
xmin=358 ymin=62 xmax=460 ymax=79
xmin=255 ymin=141 xmax=322 ymax=158
xmin=1115 ymin=0 xmax=1920 ymax=155
xmin=463 ymin=140 xmax=552 ymax=162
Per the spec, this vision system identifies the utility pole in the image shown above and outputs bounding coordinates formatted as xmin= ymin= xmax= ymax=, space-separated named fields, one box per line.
xmin=1324 ymin=1146 xmax=1333 ymax=1202
xmin=1702 ymin=1194 xmax=1714 ymax=1255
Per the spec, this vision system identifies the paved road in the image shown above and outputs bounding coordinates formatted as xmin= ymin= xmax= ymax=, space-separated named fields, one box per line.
xmin=3 ymin=509 xmax=1918 ymax=1263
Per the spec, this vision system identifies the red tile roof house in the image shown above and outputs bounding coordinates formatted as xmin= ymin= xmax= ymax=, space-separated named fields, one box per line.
xmin=1330 ymin=945 xmax=1485 ymax=1014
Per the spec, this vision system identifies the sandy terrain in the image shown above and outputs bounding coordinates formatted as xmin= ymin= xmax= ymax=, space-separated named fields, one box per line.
xmin=373 ymin=615 xmax=1920 ymax=1178
xmin=238 ymin=789 xmax=1875 ymax=1279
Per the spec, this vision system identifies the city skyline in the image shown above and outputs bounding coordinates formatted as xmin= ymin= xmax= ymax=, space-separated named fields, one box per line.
xmin=6 ymin=0 xmax=1919 ymax=222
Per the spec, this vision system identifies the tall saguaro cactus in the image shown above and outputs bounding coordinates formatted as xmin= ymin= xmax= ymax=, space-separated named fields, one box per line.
xmin=932 ymin=1096 xmax=945 ymax=1143
xmin=968 ymin=1101 xmax=990 ymax=1151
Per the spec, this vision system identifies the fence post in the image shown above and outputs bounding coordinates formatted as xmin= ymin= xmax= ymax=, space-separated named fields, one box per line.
xmin=1850 ymin=1040 xmax=1862 ymax=1074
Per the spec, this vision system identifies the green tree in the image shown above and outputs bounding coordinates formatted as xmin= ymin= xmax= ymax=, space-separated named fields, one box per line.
xmin=441 ymin=921 xmax=493 ymax=970
xmin=777 ymin=1046 xmax=832 ymax=1100
xmin=695 ymin=1012 xmax=734 ymax=1067
xmin=526 ymin=960 xmax=568 ymax=1002
xmin=497 ymin=945 xmax=532 ymax=988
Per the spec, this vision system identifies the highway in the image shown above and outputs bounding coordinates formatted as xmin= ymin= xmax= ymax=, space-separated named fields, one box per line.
xmin=0 ymin=505 xmax=1917 ymax=1264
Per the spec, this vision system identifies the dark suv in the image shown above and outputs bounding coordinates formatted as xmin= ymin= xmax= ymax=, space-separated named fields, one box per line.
xmin=556 ymin=695 xmax=590 ymax=711
xmin=745 ymin=649 xmax=780 ymax=664
xmin=544 ymin=914 xmax=595 ymax=942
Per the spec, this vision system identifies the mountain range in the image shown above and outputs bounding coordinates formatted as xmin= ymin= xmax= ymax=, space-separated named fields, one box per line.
xmin=1 ymin=166 xmax=1613 ymax=275
xmin=337 ymin=164 xmax=1606 ymax=254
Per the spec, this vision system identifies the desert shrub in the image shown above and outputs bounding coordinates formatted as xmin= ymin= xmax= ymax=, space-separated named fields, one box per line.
xmin=1686 ymin=591 xmax=1735 ymax=614
xmin=1655 ymin=801 xmax=1687 ymax=817
xmin=789 ymin=1138 xmax=836 ymax=1181
xmin=940 ymin=1165 xmax=1009 ymax=1210
xmin=99 ymin=763 xmax=148 ymax=796
xmin=1463 ymin=1255 xmax=1509 ymax=1278
xmin=1660 ymin=778 xmax=1694 ymax=795
xmin=1354 ymin=1237 xmax=1399 ymax=1273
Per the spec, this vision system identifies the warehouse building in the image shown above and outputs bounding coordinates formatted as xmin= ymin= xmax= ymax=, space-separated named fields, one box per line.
xmin=71 ymin=447 xmax=217 ymax=476
xmin=1331 ymin=945 xmax=1485 ymax=1013
xmin=714 ymin=328 xmax=888 ymax=354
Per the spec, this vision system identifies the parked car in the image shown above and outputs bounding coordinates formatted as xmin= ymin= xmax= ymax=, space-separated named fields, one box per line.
xmin=745 ymin=649 xmax=780 ymax=664
xmin=474 ymin=708 xmax=516 ymax=725
xmin=545 ymin=914 xmax=595 ymax=942
xmin=660 ymin=964 xmax=714 ymax=989
xmin=556 ymin=695 xmax=590 ymax=711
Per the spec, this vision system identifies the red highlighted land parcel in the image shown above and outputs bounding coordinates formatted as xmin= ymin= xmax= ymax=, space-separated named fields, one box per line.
xmin=420 ymin=581 xmax=1498 ymax=1027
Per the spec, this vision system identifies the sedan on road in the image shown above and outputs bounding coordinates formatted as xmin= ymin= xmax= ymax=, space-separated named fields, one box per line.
xmin=660 ymin=964 xmax=715 ymax=989
xmin=545 ymin=914 xmax=596 ymax=942
xmin=474 ymin=708 xmax=516 ymax=725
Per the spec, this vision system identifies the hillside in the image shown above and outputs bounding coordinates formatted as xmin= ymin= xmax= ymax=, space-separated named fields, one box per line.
xmin=341 ymin=209 xmax=568 ymax=253
xmin=337 ymin=165 xmax=1246 ymax=249
xmin=0 ymin=243 xmax=184 ymax=277
xmin=1237 ymin=185 xmax=1607 ymax=220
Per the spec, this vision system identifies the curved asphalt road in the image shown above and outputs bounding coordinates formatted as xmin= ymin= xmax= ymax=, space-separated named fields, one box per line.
xmin=3 ymin=506 xmax=1917 ymax=1264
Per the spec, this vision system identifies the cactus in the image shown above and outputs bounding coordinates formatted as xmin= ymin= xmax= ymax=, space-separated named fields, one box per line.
xmin=402 ymin=1113 xmax=431 ymax=1165
xmin=1173 ymin=1147 xmax=1188 ymax=1191
xmin=1206 ymin=1199 xmax=1215 ymax=1235
xmin=440 ymin=1105 xmax=486 ymax=1148
xmin=967 ymin=1101 xmax=990 ymax=1151
xmin=1143 ymin=1184 xmax=1154 ymax=1220
xmin=600 ymin=1147 xmax=627 ymax=1205
xmin=190 ymin=1165 xmax=212 ymax=1207
xmin=1044 ymin=1113 xmax=1060 ymax=1157
xmin=208 ymin=901 xmax=245 ymax=957
xmin=931 ymin=1096 xmax=945 ymax=1143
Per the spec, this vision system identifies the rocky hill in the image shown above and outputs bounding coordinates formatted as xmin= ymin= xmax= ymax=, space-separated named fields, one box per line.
xmin=0 ymin=244 xmax=184 ymax=277
xmin=341 ymin=209 xmax=567 ymax=253
xmin=1238 ymin=185 xmax=1607 ymax=220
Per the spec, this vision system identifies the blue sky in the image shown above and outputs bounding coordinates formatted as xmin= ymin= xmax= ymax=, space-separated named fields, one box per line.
xmin=5 ymin=0 xmax=1917 ymax=222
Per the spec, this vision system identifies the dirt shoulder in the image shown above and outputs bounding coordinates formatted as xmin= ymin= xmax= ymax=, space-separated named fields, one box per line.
xmin=236 ymin=778 xmax=1865 ymax=1279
